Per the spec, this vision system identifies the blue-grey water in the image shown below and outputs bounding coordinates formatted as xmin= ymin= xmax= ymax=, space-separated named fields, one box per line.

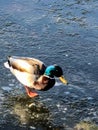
xmin=0 ymin=0 xmax=98 ymax=130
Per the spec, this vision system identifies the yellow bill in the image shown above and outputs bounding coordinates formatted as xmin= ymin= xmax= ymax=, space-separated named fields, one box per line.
xmin=59 ymin=75 xmax=68 ymax=85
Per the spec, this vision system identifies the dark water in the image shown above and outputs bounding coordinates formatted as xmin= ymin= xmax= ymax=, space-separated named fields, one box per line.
xmin=0 ymin=0 xmax=98 ymax=129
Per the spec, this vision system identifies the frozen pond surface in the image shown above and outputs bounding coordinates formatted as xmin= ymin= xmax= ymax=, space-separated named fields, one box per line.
xmin=0 ymin=0 xmax=98 ymax=129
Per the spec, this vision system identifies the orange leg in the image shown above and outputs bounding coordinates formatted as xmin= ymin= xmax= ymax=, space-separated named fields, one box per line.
xmin=24 ymin=86 xmax=38 ymax=98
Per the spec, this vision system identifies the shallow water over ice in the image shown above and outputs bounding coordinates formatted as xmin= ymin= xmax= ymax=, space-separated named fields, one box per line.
xmin=0 ymin=0 xmax=98 ymax=129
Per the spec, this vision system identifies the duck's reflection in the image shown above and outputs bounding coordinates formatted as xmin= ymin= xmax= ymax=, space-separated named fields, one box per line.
xmin=11 ymin=96 xmax=50 ymax=125
xmin=2 ymin=95 xmax=65 ymax=129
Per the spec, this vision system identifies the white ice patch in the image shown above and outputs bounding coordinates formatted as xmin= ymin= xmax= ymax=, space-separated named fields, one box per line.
xmin=55 ymin=82 xmax=63 ymax=86
xmin=2 ymin=86 xmax=12 ymax=91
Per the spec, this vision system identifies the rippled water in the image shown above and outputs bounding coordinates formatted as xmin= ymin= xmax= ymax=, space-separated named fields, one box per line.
xmin=0 ymin=0 xmax=98 ymax=129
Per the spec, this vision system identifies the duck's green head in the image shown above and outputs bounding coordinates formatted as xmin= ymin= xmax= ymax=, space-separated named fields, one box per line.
xmin=44 ymin=65 xmax=68 ymax=84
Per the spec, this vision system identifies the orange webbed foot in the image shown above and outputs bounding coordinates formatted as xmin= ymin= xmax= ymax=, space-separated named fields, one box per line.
xmin=24 ymin=86 xmax=38 ymax=98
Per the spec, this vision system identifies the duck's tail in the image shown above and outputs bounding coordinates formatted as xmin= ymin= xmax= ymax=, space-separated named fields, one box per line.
xmin=4 ymin=56 xmax=11 ymax=69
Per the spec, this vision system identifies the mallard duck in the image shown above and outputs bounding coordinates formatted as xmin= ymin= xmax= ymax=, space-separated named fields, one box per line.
xmin=4 ymin=56 xmax=68 ymax=98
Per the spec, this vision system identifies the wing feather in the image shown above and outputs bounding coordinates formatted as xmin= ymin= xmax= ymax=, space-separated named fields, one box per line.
xmin=8 ymin=56 xmax=46 ymax=75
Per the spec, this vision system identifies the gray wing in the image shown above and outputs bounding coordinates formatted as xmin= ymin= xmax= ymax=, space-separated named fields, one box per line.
xmin=7 ymin=56 xmax=46 ymax=75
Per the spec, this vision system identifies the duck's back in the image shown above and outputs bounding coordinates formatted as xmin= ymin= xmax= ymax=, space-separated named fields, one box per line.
xmin=5 ymin=56 xmax=46 ymax=76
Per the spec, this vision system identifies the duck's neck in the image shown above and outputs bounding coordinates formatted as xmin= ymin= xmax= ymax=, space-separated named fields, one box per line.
xmin=44 ymin=65 xmax=55 ymax=78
